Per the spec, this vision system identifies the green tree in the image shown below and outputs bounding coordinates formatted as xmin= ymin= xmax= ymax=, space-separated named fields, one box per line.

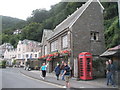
xmin=0 ymin=60 xmax=6 ymax=68
xmin=12 ymin=60 xmax=16 ymax=65
xmin=9 ymin=35 xmax=20 ymax=48
xmin=104 ymin=17 xmax=120 ymax=48
xmin=20 ymin=22 xmax=43 ymax=42
xmin=27 ymin=9 xmax=49 ymax=23
xmin=2 ymin=34 xmax=9 ymax=44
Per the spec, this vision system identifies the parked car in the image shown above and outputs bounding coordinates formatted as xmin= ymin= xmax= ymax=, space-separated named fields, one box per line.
xmin=24 ymin=60 xmax=41 ymax=71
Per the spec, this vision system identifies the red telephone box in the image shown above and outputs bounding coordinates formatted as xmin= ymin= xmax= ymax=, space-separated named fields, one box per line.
xmin=78 ymin=52 xmax=93 ymax=80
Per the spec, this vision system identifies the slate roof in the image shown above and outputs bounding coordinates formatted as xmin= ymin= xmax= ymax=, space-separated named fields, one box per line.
xmin=100 ymin=45 xmax=120 ymax=57
xmin=108 ymin=45 xmax=120 ymax=51
xmin=41 ymin=29 xmax=54 ymax=42
xmin=100 ymin=50 xmax=117 ymax=57
xmin=19 ymin=39 xmax=41 ymax=46
xmin=47 ymin=0 xmax=104 ymax=40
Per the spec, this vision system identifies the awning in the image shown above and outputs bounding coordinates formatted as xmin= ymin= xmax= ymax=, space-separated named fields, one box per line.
xmin=100 ymin=50 xmax=117 ymax=57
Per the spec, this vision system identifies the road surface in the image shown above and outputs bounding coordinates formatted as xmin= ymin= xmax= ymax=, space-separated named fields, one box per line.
xmin=1 ymin=68 xmax=62 ymax=88
xmin=0 ymin=68 xmax=118 ymax=90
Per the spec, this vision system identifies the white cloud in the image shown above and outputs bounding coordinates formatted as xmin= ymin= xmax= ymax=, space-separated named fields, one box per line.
xmin=0 ymin=0 xmax=61 ymax=20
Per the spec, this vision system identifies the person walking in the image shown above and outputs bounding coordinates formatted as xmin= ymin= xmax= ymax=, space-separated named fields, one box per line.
xmin=54 ymin=63 xmax=61 ymax=80
xmin=60 ymin=61 xmax=65 ymax=80
xmin=40 ymin=62 xmax=48 ymax=80
xmin=109 ymin=59 xmax=116 ymax=87
xmin=62 ymin=62 xmax=71 ymax=88
xmin=105 ymin=60 xmax=111 ymax=86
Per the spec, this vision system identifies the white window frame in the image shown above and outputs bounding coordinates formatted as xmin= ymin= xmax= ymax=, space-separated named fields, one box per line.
xmin=62 ymin=35 xmax=68 ymax=49
xmin=18 ymin=54 xmax=21 ymax=58
xmin=50 ymin=40 xmax=58 ymax=52
xmin=44 ymin=45 xmax=47 ymax=55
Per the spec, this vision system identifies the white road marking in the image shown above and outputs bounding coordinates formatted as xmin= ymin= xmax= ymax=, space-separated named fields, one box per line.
xmin=21 ymin=73 xmax=63 ymax=88
xmin=79 ymin=86 xmax=85 ymax=88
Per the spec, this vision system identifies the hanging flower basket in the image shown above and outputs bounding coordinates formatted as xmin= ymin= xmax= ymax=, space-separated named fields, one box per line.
xmin=59 ymin=50 xmax=71 ymax=57
xmin=53 ymin=52 xmax=59 ymax=58
xmin=46 ymin=57 xmax=52 ymax=61
xmin=38 ymin=55 xmax=48 ymax=60
xmin=46 ymin=54 xmax=54 ymax=61
xmin=44 ymin=55 xmax=49 ymax=59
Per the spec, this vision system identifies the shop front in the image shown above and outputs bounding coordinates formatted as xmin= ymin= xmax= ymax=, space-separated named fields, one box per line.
xmin=39 ymin=50 xmax=71 ymax=73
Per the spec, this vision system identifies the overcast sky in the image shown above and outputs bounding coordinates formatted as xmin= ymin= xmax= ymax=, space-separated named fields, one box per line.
xmin=0 ymin=0 xmax=61 ymax=20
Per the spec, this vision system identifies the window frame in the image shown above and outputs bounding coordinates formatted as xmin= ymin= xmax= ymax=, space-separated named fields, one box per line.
xmin=44 ymin=45 xmax=47 ymax=55
xmin=62 ymin=35 xmax=68 ymax=49
xmin=50 ymin=40 xmax=58 ymax=52
xmin=90 ymin=31 xmax=99 ymax=41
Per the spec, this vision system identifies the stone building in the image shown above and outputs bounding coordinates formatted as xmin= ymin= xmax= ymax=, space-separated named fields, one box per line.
xmin=4 ymin=49 xmax=16 ymax=65
xmin=3 ymin=39 xmax=42 ymax=67
xmin=40 ymin=0 xmax=106 ymax=77
xmin=100 ymin=45 xmax=120 ymax=66
xmin=100 ymin=45 xmax=120 ymax=85
xmin=13 ymin=29 xmax=22 ymax=35
xmin=16 ymin=39 xmax=42 ymax=66
xmin=0 ymin=43 xmax=14 ymax=59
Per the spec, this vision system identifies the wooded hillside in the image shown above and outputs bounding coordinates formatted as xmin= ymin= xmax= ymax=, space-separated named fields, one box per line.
xmin=1 ymin=2 xmax=120 ymax=49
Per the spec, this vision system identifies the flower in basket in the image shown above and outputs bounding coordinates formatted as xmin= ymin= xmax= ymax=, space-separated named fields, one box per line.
xmin=60 ymin=50 xmax=71 ymax=57
xmin=46 ymin=58 xmax=52 ymax=61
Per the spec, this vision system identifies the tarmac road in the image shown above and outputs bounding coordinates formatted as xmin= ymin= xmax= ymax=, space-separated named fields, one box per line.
xmin=1 ymin=68 xmax=62 ymax=88
xmin=0 ymin=68 xmax=118 ymax=90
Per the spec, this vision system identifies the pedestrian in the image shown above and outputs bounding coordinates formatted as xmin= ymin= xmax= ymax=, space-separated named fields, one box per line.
xmin=62 ymin=62 xmax=71 ymax=88
xmin=60 ymin=61 xmax=65 ymax=80
xmin=54 ymin=63 xmax=61 ymax=80
xmin=109 ymin=59 xmax=116 ymax=87
xmin=105 ymin=60 xmax=111 ymax=86
xmin=40 ymin=62 xmax=48 ymax=80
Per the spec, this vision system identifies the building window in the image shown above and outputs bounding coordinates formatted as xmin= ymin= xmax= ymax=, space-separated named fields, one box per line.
xmin=35 ymin=54 xmax=37 ymax=58
xmin=23 ymin=55 xmax=24 ymax=59
xmin=26 ymin=54 xmax=29 ymax=58
xmin=31 ymin=49 xmax=34 ymax=52
xmin=90 ymin=32 xmax=99 ymax=41
xmin=62 ymin=35 xmax=68 ymax=49
xmin=50 ymin=40 xmax=58 ymax=52
xmin=18 ymin=54 xmax=21 ymax=58
xmin=23 ymin=48 xmax=24 ymax=52
xmin=44 ymin=45 xmax=47 ymax=55
xmin=30 ymin=54 xmax=32 ymax=58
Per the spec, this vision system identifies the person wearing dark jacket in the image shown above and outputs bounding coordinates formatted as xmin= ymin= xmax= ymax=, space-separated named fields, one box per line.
xmin=62 ymin=62 xmax=70 ymax=88
xmin=105 ymin=60 xmax=111 ymax=86
xmin=54 ymin=63 xmax=61 ymax=80
xmin=60 ymin=61 xmax=65 ymax=80
xmin=109 ymin=59 xmax=116 ymax=87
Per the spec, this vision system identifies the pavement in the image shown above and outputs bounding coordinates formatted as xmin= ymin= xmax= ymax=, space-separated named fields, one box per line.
xmin=19 ymin=68 xmax=119 ymax=89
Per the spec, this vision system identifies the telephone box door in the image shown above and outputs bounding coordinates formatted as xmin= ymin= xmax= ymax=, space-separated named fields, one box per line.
xmin=78 ymin=52 xmax=93 ymax=80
